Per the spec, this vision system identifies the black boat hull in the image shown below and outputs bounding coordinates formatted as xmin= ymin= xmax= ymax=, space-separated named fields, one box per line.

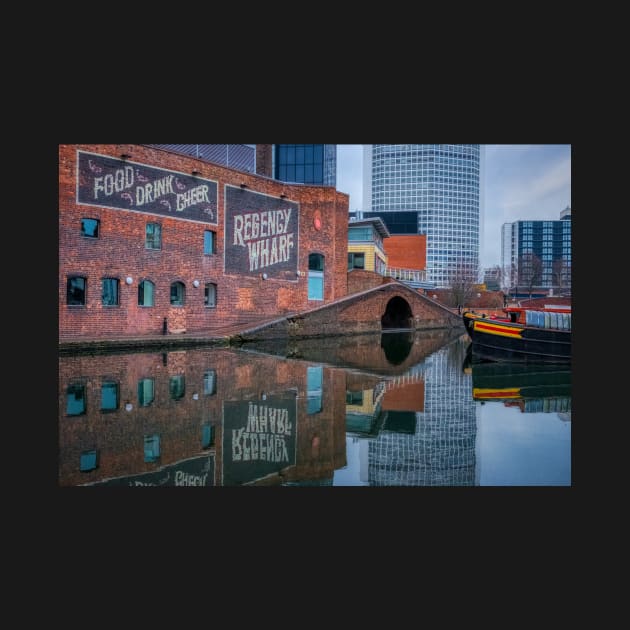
xmin=463 ymin=312 xmax=571 ymax=364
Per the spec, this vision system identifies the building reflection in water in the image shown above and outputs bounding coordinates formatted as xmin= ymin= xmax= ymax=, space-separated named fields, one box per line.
xmin=58 ymin=328 xmax=498 ymax=486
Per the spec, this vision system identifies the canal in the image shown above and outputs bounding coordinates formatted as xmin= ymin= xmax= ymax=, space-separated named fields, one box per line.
xmin=58 ymin=329 xmax=571 ymax=486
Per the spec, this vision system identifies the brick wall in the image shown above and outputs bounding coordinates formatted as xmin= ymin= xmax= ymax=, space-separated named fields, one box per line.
xmin=59 ymin=144 xmax=348 ymax=340
xmin=255 ymin=144 xmax=273 ymax=177
xmin=237 ymin=283 xmax=464 ymax=341
xmin=383 ymin=234 xmax=426 ymax=270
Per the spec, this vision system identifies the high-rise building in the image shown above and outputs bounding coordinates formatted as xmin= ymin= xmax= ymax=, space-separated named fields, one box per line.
xmin=362 ymin=144 xmax=481 ymax=288
xmin=501 ymin=206 xmax=572 ymax=295
xmin=271 ymin=144 xmax=336 ymax=185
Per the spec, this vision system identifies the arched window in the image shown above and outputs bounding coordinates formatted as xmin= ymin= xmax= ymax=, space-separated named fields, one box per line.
xmin=138 ymin=280 xmax=155 ymax=307
xmin=170 ymin=281 xmax=185 ymax=306
xmin=308 ymin=253 xmax=324 ymax=301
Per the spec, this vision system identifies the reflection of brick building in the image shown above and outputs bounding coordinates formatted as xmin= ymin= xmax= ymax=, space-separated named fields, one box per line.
xmin=59 ymin=144 xmax=349 ymax=340
xmin=59 ymin=348 xmax=347 ymax=486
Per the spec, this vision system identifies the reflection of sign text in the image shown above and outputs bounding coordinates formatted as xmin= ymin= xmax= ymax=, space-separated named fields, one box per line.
xmin=223 ymin=395 xmax=297 ymax=485
xmin=232 ymin=403 xmax=293 ymax=462
xmin=87 ymin=455 xmax=215 ymax=487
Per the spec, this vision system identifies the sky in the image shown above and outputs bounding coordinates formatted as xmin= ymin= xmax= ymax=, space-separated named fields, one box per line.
xmin=335 ymin=144 xmax=572 ymax=270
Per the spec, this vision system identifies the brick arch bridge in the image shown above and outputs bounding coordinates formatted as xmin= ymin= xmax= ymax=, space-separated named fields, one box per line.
xmin=236 ymin=281 xmax=464 ymax=341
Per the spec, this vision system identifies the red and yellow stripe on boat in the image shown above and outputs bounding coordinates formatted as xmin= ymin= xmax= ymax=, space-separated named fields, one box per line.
xmin=473 ymin=387 xmax=521 ymax=400
xmin=473 ymin=319 xmax=523 ymax=339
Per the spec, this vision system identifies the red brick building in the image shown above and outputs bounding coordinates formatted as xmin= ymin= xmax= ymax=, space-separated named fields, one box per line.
xmin=59 ymin=144 xmax=349 ymax=340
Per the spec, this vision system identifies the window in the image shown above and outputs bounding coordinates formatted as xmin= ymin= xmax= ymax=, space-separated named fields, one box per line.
xmin=201 ymin=423 xmax=215 ymax=449
xmin=144 ymin=434 xmax=160 ymax=463
xmin=81 ymin=218 xmax=99 ymax=238
xmin=145 ymin=223 xmax=162 ymax=250
xmin=204 ymin=230 xmax=216 ymax=255
xmin=308 ymin=253 xmax=324 ymax=301
xmin=204 ymin=370 xmax=216 ymax=395
xmin=66 ymin=383 xmax=86 ymax=416
xmin=348 ymin=227 xmax=373 ymax=241
xmin=138 ymin=378 xmax=155 ymax=406
xmin=101 ymin=381 xmax=119 ymax=411
xmin=102 ymin=278 xmax=119 ymax=306
xmin=80 ymin=449 xmax=98 ymax=472
xmin=67 ymin=276 xmax=86 ymax=306
xmin=138 ymin=280 xmax=155 ymax=307
xmin=170 ymin=374 xmax=185 ymax=400
xmin=348 ymin=252 xmax=365 ymax=270
xmin=306 ymin=366 xmax=323 ymax=414
xmin=170 ymin=281 xmax=185 ymax=306
xmin=204 ymin=283 xmax=217 ymax=307
xmin=346 ymin=390 xmax=364 ymax=405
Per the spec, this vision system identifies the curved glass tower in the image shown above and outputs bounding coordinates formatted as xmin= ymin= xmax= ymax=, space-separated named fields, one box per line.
xmin=363 ymin=144 xmax=481 ymax=288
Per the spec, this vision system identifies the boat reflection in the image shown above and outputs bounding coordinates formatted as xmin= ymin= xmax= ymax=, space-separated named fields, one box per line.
xmin=59 ymin=329 xmax=464 ymax=487
xmin=467 ymin=352 xmax=572 ymax=414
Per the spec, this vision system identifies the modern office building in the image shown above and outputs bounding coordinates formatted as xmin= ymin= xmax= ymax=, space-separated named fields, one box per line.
xmin=500 ymin=206 xmax=572 ymax=295
xmin=149 ymin=144 xmax=337 ymax=186
xmin=271 ymin=144 xmax=336 ymax=186
xmin=361 ymin=144 xmax=482 ymax=288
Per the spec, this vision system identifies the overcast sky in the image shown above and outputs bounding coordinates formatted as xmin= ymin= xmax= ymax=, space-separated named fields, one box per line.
xmin=336 ymin=144 xmax=572 ymax=270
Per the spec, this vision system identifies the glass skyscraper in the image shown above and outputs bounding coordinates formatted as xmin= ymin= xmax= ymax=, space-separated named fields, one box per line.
xmin=273 ymin=144 xmax=336 ymax=186
xmin=362 ymin=144 xmax=481 ymax=288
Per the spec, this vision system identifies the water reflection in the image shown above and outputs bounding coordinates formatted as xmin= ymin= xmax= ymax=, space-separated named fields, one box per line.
xmin=58 ymin=329 xmax=571 ymax=486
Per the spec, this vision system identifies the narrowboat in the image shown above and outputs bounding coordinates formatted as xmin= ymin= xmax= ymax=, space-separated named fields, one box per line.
xmin=462 ymin=306 xmax=571 ymax=364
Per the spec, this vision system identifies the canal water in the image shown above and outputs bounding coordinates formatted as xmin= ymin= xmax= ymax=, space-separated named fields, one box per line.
xmin=58 ymin=329 xmax=571 ymax=486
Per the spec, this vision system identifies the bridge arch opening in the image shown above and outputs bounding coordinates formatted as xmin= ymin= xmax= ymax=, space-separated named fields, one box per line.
xmin=381 ymin=296 xmax=413 ymax=329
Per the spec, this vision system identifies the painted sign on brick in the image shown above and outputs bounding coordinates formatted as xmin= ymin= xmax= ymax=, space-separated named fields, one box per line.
xmin=77 ymin=150 xmax=218 ymax=224
xmin=222 ymin=395 xmax=297 ymax=486
xmin=89 ymin=454 xmax=215 ymax=486
xmin=224 ymin=185 xmax=298 ymax=279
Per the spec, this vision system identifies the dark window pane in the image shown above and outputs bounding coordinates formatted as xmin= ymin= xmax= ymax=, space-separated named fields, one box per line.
xmin=308 ymin=253 xmax=324 ymax=271
xmin=144 ymin=435 xmax=160 ymax=463
xmin=204 ymin=230 xmax=215 ymax=255
xmin=170 ymin=282 xmax=185 ymax=306
xmin=170 ymin=375 xmax=185 ymax=400
xmin=67 ymin=277 xmax=86 ymax=306
xmin=102 ymin=278 xmax=119 ymax=306
xmin=202 ymin=424 xmax=214 ymax=449
xmin=204 ymin=370 xmax=216 ymax=395
xmin=146 ymin=223 xmax=161 ymax=250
